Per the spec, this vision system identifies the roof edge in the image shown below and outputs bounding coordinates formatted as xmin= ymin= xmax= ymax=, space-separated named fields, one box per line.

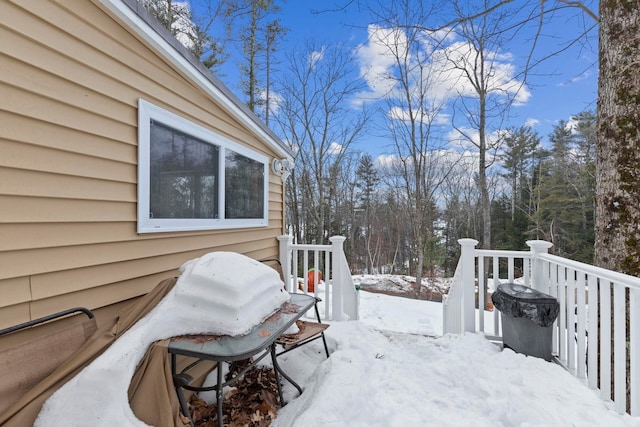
xmin=97 ymin=0 xmax=293 ymax=160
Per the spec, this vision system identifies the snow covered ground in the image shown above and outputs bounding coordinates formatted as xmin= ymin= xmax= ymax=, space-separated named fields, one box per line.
xmin=32 ymin=256 xmax=640 ymax=426
xmin=272 ymin=287 xmax=640 ymax=427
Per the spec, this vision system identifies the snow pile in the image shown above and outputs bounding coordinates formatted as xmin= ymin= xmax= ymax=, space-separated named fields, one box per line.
xmin=176 ymin=252 xmax=289 ymax=336
xmin=35 ymin=252 xmax=289 ymax=427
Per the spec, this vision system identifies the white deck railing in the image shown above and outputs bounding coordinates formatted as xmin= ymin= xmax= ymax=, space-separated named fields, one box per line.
xmin=444 ymin=238 xmax=640 ymax=416
xmin=277 ymin=235 xmax=359 ymax=321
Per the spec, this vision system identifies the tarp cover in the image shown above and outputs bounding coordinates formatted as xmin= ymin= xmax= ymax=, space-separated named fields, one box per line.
xmin=491 ymin=283 xmax=559 ymax=327
xmin=0 ymin=277 xmax=188 ymax=427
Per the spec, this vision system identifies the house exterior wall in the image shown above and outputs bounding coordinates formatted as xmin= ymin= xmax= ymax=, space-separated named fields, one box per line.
xmin=0 ymin=0 xmax=287 ymax=328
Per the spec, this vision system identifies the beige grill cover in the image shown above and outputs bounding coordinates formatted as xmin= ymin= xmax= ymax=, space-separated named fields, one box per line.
xmin=0 ymin=277 xmax=189 ymax=427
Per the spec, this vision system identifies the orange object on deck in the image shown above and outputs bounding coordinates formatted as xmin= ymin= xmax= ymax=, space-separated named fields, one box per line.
xmin=299 ymin=268 xmax=322 ymax=293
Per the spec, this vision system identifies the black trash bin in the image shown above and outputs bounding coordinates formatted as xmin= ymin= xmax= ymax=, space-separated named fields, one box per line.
xmin=491 ymin=283 xmax=559 ymax=361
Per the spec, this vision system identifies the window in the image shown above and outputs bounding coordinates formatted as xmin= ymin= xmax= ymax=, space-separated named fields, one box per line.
xmin=138 ymin=99 xmax=268 ymax=233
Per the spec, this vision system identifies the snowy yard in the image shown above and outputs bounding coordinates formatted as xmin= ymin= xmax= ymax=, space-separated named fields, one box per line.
xmin=30 ymin=259 xmax=640 ymax=426
xmin=272 ymin=284 xmax=640 ymax=427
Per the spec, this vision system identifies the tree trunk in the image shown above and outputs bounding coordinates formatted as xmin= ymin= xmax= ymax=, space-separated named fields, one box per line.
xmin=594 ymin=1 xmax=640 ymax=275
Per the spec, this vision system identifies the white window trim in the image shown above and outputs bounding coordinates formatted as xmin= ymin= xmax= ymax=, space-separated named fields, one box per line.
xmin=137 ymin=99 xmax=269 ymax=233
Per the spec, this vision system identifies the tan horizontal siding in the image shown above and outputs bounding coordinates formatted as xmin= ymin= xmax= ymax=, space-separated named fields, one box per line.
xmin=0 ymin=139 xmax=135 ymax=183
xmin=0 ymin=223 xmax=146 ymax=252
xmin=3 ymin=1 xmax=261 ymax=153
xmin=0 ymin=218 xmax=284 ymax=252
xmin=2 ymin=52 xmax=132 ymax=127
xmin=3 ymin=111 xmax=137 ymax=164
xmin=28 ymin=232 xmax=279 ymax=300
xmin=0 ymin=195 xmax=134 ymax=223
xmin=1 ymin=83 xmax=135 ymax=143
xmin=0 ymin=303 xmax=30 ymax=331
xmin=29 ymin=234 xmax=280 ymax=318
xmin=0 ymin=167 xmax=136 ymax=201
xmin=29 ymin=271 xmax=174 ymax=320
xmin=0 ymin=227 xmax=280 ymax=281
xmin=0 ymin=0 xmax=287 ymax=326
xmin=0 ymin=277 xmax=31 ymax=307
xmin=29 ymin=253 xmax=191 ymax=300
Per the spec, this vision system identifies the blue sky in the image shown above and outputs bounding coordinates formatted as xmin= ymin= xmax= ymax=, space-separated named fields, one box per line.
xmin=190 ymin=0 xmax=599 ymax=157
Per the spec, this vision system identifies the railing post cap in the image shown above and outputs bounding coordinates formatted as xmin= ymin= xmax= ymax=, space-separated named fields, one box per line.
xmin=458 ymin=238 xmax=479 ymax=247
xmin=329 ymin=236 xmax=346 ymax=243
xmin=526 ymin=240 xmax=553 ymax=252
xmin=277 ymin=235 xmax=292 ymax=242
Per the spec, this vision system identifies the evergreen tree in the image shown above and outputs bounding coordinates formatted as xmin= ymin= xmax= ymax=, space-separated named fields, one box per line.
xmin=355 ymin=154 xmax=379 ymax=210
xmin=535 ymin=121 xmax=584 ymax=258
xmin=225 ymin=0 xmax=284 ymax=114
xmin=500 ymin=126 xmax=540 ymax=221
xmin=571 ymin=111 xmax=597 ymax=262
xmin=342 ymin=154 xmax=379 ymax=273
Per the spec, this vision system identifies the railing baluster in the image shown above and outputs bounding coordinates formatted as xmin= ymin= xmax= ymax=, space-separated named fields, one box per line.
xmin=283 ymin=237 xmax=357 ymax=321
xmin=478 ymin=255 xmax=485 ymax=333
xmin=303 ymin=250 xmax=309 ymax=294
xmin=576 ymin=271 xmax=586 ymax=379
xmin=508 ymin=257 xmax=514 ymax=283
xmin=558 ymin=266 xmax=567 ymax=364
xmin=600 ymin=279 xmax=612 ymax=402
xmin=493 ymin=256 xmax=501 ymax=337
xmin=312 ymin=249 xmax=319 ymax=297
xmin=631 ymin=288 xmax=640 ymax=415
xmin=550 ymin=263 xmax=559 ymax=357
xmin=292 ymin=249 xmax=299 ymax=292
xmin=614 ymin=282 xmax=626 ymax=413
xmin=587 ymin=274 xmax=599 ymax=390
xmin=324 ymin=249 xmax=331 ymax=319
xmin=567 ymin=268 xmax=576 ymax=373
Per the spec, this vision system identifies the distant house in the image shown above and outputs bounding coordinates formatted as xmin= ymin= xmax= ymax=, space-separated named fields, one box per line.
xmin=0 ymin=0 xmax=293 ymax=328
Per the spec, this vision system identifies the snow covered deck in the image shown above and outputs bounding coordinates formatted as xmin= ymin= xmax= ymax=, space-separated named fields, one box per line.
xmin=274 ymin=289 xmax=638 ymax=426
xmin=444 ymin=239 xmax=640 ymax=419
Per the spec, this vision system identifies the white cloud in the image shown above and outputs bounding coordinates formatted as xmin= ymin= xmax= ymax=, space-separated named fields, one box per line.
xmin=525 ymin=118 xmax=540 ymax=128
xmin=258 ymin=88 xmax=283 ymax=116
xmin=437 ymin=41 xmax=531 ymax=106
xmin=354 ymin=25 xmax=531 ymax=110
xmin=447 ymin=126 xmax=503 ymax=154
xmin=387 ymin=106 xmax=450 ymax=126
xmin=328 ymin=142 xmax=344 ymax=155
xmin=374 ymin=153 xmax=401 ymax=170
xmin=353 ymin=25 xmax=404 ymax=103
xmin=309 ymin=48 xmax=325 ymax=68
xmin=557 ymin=69 xmax=592 ymax=86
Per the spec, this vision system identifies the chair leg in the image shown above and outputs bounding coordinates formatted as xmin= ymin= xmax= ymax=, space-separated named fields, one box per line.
xmin=320 ymin=332 xmax=330 ymax=358
xmin=314 ymin=301 xmax=330 ymax=358
xmin=271 ymin=343 xmax=303 ymax=401
xmin=270 ymin=345 xmax=285 ymax=405
xmin=173 ymin=374 xmax=194 ymax=427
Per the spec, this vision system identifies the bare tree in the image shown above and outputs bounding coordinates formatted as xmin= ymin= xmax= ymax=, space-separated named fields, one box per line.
xmin=273 ymin=41 xmax=368 ymax=244
xmin=360 ymin=0 xmax=459 ymax=296
xmin=444 ymin=0 xmax=531 ymax=250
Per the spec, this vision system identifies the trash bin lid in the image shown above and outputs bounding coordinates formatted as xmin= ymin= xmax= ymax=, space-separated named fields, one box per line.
xmin=491 ymin=283 xmax=559 ymax=327
xmin=495 ymin=283 xmax=556 ymax=304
